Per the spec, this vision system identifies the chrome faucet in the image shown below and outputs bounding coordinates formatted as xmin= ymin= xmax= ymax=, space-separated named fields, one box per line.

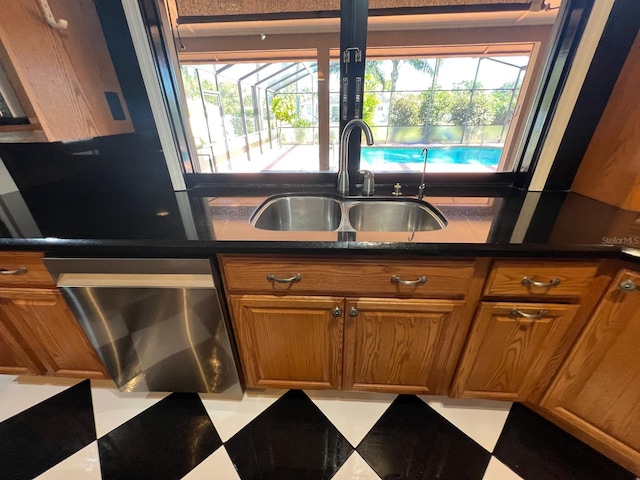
xmin=418 ymin=147 xmax=428 ymax=200
xmin=337 ymin=119 xmax=374 ymax=195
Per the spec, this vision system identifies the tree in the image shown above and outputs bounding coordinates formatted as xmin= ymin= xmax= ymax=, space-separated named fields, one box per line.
xmin=419 ymin=88 xmax=453 ymax=125
xmin=181 ymin=66 xmax=216 ymax=101
xmin=217 ymin=82 xmax=243 ymax=136
xmin=491 ymin=80 xmax=518 ymax=125
xmin=388 ymin=94 xmax=421 ymax=126
xmin=389 ymin=59 xmax=433 ymax=93
xmin=362 ymin=73 xmax=381 ymax=125
xmin=446 ymin=81 xmax=494 ymax=126
xmin=271 ymin=94 xmax=296 ymax=145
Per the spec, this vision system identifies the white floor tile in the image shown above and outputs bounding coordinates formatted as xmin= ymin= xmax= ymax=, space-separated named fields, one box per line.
xmin=419 ymin=396 xmax=512 ymax=452
xmin=332 ymin=452 xmax=382 ymax=480
xmin=305 ymin=390 xmax=396 ymax=447
xmin=482 ymin=457 xmax=523 ymax=480
xmin=90 ymin=379 xmax=168 ymax=438
xmin=0 ymin=375 xmax=80 ymax=423
xmin=35 ymin=441 xmax=101 ymax=480
xmin=182 ymin=447 xmax=241 ymax=480
xmin=200 ymin=388 xmax=287 ymax=442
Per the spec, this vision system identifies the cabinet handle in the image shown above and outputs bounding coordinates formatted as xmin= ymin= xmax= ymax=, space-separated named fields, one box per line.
xmin=332 ymin=307 xmax=342 ymax=317
xmin=521 ymin=277 xmax=561 ymax=288
xmin=266 ymin=273 xmax=302 ymax=284
xmin=618 ymin=280 xmax=638 ymax=292
xmin=511 ymin=308 xmax=548 ymax=320
xmin=391 ymin=275 xmax=427 ymax=286
xmin=0 ymin=267 xmax=27 ymax=275
xmin=348 ymin=307 xmax=358 ymax=317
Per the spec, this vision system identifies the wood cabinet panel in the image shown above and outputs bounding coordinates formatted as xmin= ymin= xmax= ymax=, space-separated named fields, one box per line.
xmin=229 ymin=295 xmax=344 ymax=389
xmin=343 ymin=298 xmax=466 ymax=394
xmin=570 ymin=31 xmax=640 ymax=211
xmin=484 ymin=260 xmax=598 ymax=299
xmin=0 ymin=318 xmax=43 ymax=376
xmin=220 ymin=255 xmax=475 ymax=298
xmin=0 ymin=288 xmax=107 ymax=378
xmin=0 ymin=0 xmax=133 ymax=141
xmin=0 ymin=252 xmax=55 ymax=288
xmin=541 ymin=269 xmax=640 ymax=475
xmin=451 ymin=302 xmax=579 ymax=401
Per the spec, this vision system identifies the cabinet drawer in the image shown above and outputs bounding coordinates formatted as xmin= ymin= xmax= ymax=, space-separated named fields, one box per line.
xmin=484 ymin=260 xmax=598 ymax=299
xmin=0 ymin=252 xmax=55 ymax=288
xmin=219 ymin=255 xmax=476 ymax=298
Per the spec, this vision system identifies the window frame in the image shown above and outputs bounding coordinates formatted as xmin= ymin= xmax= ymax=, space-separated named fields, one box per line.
xmin=142 ymin=0 xmax=598 ymax=192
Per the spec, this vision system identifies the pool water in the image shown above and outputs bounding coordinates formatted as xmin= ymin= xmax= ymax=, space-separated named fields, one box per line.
xmin=360 ymin=146 xmax=502 ymax=167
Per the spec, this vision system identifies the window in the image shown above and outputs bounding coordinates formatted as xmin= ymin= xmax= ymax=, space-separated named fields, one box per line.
xmin=156 ymin=0 xmax=595 ymax=188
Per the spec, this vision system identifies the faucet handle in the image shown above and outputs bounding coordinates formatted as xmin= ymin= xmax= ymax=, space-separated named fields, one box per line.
xmin=359 ymin=170 xmax=375 ymax=196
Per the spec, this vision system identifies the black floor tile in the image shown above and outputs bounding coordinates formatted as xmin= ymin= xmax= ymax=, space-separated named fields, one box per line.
xmin=0 ymin=380 xmax=96 ymax=480
xmin=494 ymin=403 xmax=636 ymax=480
xmin=225 ymin=390 xmax=353 ymax=480
xmin=357 ymin=395 xmax=491 ymax=480
xmin=98 ymin=392 xmax=222 ymax=480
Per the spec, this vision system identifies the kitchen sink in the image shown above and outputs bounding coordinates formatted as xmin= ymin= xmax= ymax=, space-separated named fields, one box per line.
xmin=250 ymin=195 xmax=342 ymax=231
xmin=251 ymin=193 xmax=447 ymax=232
xmin=347 ymin=199 xmax=447 ymax=232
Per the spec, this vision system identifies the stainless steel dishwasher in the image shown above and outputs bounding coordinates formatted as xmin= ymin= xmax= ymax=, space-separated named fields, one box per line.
xmin=44 ymin=258 xmax=242 ymax=394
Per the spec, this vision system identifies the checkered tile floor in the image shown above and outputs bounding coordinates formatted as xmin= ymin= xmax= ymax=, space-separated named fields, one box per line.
xmin=0 ymin=375 xmax=635 ymax=480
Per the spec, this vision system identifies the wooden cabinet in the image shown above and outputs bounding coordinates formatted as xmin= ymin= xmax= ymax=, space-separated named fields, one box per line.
xmin=0 ymin=318 xmax=43 ymax=376
xmin=540 ymin=268 xmax=640 ymax=475
xmin=0 ymin=0 xmax=133 ymax=142
xmin=220 ymin=254 xmax=487 ymax=392
xmin=228 ymin=295 xmax=344 ymax=389
xmin=0 ymin=252 xmax=107 ymax=379
xmin=451 ymin=302 xmax=578 ymax=401
xmin=343 ymin=298 xmax=466 ymax=394
xmin=451 ymin=260 xmax=600 ymax=402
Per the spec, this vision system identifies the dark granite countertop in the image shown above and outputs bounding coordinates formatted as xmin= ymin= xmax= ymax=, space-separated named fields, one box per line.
xmin=0 ymin=186 xmax=639 ymax=261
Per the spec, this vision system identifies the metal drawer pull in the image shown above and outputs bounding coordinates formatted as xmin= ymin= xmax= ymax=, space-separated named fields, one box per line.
xmin=332 ymin=307 xmax=342 ymax=317
xmin=348 ymin=307 xmax=358 ymax=317
xmin=521 ymin=277 xmax=561 ymax=288
xmin=511 ymin=308 xmax=548 ymax=320
xmin=391 ymin=275 xmax=427 ymax=286
xmin=0 ymin=267 xmax=27 ymax=275
xmin=618 ymin=280 xmax=638 ymax=292
xmin=267 ymin=273 xmax=302 ymax=284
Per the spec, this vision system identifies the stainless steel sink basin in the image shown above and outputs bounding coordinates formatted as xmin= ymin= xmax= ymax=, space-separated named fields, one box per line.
xmin=250 ymin=193 xmax=447 ymax=232
xmin=347 ymin=200 xmax=447 ymax=232
xmin=250 ymin=195 xmax=342 ymax=231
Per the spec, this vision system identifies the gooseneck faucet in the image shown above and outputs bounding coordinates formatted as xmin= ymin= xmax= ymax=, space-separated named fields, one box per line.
xmin=418 ymin=147 xmax=428 ymax=200
xmin=337 ymin=119 xmax=374 ymax=195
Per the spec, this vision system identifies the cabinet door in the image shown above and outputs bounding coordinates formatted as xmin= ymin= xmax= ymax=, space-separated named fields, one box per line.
xmin=342 ymin=298 xmax=466 ymax=394
xmin=0 ymin=288 xmax=107 ymax=378
xmin=541 ymin=270 xmax=640 ymax=474
xmin=229 ymin=295 xmax=344 ymax=389
xmin=0 ymin=317 xmax=44 ymax=375
xmin=451 ymin=302 xmax=578 ymax=401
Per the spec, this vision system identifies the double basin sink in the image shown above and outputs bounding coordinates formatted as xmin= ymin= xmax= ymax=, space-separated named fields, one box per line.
xmin=250 ymin=193 xmax=448 ymax=232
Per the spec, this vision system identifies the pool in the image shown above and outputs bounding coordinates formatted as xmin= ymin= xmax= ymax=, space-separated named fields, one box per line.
xmin=360 ymin=146 xmax=502 ymax=167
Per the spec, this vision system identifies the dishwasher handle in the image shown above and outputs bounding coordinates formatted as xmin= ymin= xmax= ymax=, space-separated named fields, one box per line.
xmin=57 ymin=273 xmax=215 ymax=289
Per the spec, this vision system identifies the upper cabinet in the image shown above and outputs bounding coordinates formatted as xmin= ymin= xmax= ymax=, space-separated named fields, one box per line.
xmin=571 ymin=30 xmax=640 ymax=211
xmin=0 ymin=0 xmax=133 ymax=142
